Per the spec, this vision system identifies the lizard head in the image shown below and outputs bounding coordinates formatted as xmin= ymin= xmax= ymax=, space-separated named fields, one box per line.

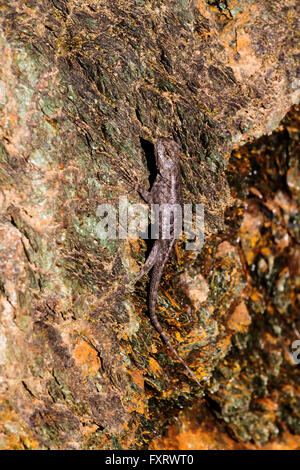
xmin=156 ymin=138 xmax=180 ymax=177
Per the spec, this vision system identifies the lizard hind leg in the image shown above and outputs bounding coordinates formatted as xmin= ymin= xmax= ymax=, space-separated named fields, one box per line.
xmin=135 ymin=241 xmax=159 ymax=282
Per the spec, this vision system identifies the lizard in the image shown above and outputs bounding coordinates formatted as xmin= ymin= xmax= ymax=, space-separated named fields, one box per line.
xmin=123 ymin=137 xmax=201 ymax=388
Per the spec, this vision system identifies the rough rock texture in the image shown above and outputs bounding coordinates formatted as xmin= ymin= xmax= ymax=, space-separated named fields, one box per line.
xmin=0 ymin=0 xmax=299 ymax=449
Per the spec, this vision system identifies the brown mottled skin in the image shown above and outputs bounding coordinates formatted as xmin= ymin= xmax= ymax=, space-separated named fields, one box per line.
xmin=132 ymin=138 xmax=201 ymax=388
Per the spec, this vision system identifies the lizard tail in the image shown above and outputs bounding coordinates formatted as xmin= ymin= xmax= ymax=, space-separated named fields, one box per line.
xmin=149 ymin=262 xmax=202 ymax=388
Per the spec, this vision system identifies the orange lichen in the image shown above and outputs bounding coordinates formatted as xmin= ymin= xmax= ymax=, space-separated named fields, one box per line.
xmin=127 ymin=368 xmax=144 ymax=391
xmin=150 ymin=408 xmax=300 ymax=450
xmin=228 ymin=301 xmax=252 ymax=332
xmin=240 ymin=211 xmax=263 ymax=265
xmin=73 ymin=339 xmax=101 ymax=376
xmin=149 ymin=357 xmax=163 ymax=377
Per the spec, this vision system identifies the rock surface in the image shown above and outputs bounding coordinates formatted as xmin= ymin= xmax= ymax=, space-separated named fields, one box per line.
xmin=0 ymin=0 xmax=299 ymax=449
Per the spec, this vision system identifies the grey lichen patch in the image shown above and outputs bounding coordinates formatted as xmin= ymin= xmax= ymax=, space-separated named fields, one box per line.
xmin=0 ymin=329 xmax=7 ymax=365
xmin=13 ymin=83 xmax=35 ymax=119
xmin=28 ymin=149 xmax=52 ymax=170
xmin=122 ymin=300 xmax=140 ymax=337
xmin=0 ymin=81 xmax=7 ymax=106
xmin=73 ymin=214 xmax=102 ymax=240
xmin=13 ymin=45 xmax=45 ymax=87
xmin=39 ymin=94 xmax=63 ymax=119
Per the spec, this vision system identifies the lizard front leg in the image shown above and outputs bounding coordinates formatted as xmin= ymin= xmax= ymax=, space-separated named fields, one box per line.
xmin=135 ymin=184 xmax=153 ymax=204
xmin=118 ymin=167 xmax=153 ymax=204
